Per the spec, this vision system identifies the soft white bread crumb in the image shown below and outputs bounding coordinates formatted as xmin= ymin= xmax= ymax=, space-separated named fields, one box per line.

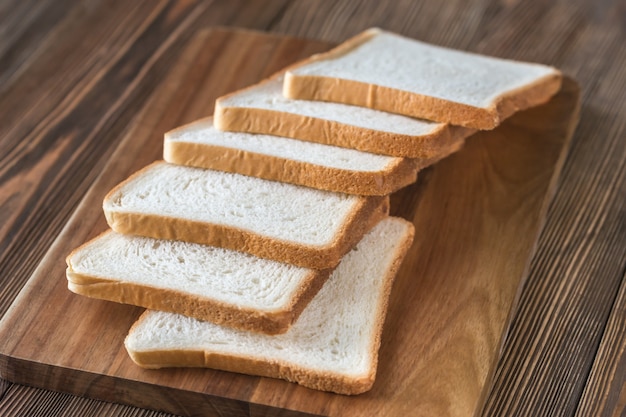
xmin=124 ymin=217 xmax=415 ymax=395
xmin=67 ymin=231 xmax=331 ymax=334
xmin=285 ymin=28 xmax=562 ymax=129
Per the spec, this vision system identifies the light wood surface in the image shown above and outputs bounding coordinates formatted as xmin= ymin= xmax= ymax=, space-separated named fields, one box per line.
xmin=0 ymin=1 xmax=624 ymax=416
xmin=0 ymin=28 xmax=579 ymax=417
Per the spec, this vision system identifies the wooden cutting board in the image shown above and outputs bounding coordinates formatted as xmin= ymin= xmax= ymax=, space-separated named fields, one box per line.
xmin=0 ymin=29 xmax=579 ymax=417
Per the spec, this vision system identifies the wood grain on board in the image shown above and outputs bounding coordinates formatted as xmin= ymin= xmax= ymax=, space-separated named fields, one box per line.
xmin=0 ymin=28 xmax=579 ymax=417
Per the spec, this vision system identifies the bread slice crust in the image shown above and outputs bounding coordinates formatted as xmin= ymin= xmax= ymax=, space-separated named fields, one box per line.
xmin=66 ymin=231 xmax=334 ymax=335
xmin=164 ymin=117 xmax=423 ymax=196
xmin=283 ymin=28 xmax=562 ymax=130
xmin=103 ymin=162 xmax=390 ymax=269
xmin=214 ymin=78 xmax=472 ymax=159
xmin=126 ymin=343 xmax=376 ymax=395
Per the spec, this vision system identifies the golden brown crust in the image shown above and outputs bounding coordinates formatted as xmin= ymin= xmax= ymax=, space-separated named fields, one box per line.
xmin=164 ymin=118 xmax=420 ymax=196
xmin=491 ymin=73 xmax=563 ymax=124
xmin=282 ymin=29 xmax=562 ymax=130
xmin=133 ymin=349 xmax=376 ymax=395
xmin=284 ymin=74 xmax=497 ymax=130
xmin=363 ymin=218 xmax=415 ymax=388
xmin=124 ymin=218 xmax=416 ymax=395
xmin=67 ymin=264 xmax=332 ymax=335
xmin=103 ymin=162 xmax=390 ymax=269
xmin=214 ymin=58 xmax=473 ymax=159
xmin=286 ymin=72 xmax=562 ymax=130
xmin=214 ymin=101 xmax=470 ymax=158
xmin=125 ymin=332 xmax=373 ymax=395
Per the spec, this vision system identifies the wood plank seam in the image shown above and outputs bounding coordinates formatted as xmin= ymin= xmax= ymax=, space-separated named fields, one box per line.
xmin=0 ymin=378 xmax=10 ymax=403
xmin=574 ymin=264 xmax=626 ymax=417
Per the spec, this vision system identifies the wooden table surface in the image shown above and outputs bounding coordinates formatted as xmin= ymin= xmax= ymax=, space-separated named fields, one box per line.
xmin=0 ymin=1 xmax=624 ymax=416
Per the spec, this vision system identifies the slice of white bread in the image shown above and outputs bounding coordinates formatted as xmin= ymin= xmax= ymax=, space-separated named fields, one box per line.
xmin=214 ymin=74 xmax=472 ymax=158
xmin=164 ymin=117 xmax=444 ymax=196
xmin=284 ymin=28 xmax=562 ymax=130
xmin=103 ymin=162 xmax=389 ymax=269
xmin=66 ymin=231 xmax=334 ymax=334
xmin=124 ymin=217 xmax=415 ymax=395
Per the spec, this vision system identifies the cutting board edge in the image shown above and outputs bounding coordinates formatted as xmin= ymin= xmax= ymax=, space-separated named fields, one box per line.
xmin=0 ymin=353 xmax=324 ymax=417
xmin=473 ymin=75 xmax=581 ymax=417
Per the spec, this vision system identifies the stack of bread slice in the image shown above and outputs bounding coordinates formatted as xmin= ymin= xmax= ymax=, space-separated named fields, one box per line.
xmin=66 ymin=28 xmax=562 ymax=395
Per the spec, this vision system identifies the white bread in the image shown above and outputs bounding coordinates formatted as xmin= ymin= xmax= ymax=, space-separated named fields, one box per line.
xmin=66 ymin=231 xmax=333 ymax=334
xmin=164 ymin=117 xmax=446 ymax=196
xmin=214 ymin=74 xmax=471 ymax=158
xmin=284 ymin=28 xmax=562 ymax=130
xmin=103 ymin=161 xmax=389 ymax=269
xmin=124 ymin=217 xmax=415 ymax=395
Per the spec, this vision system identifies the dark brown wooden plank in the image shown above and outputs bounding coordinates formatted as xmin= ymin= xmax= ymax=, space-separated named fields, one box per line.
xmin=0 ymin=0 xmax=205 ymax=318
xmin=0 ymin=28 xmax=578 ymax=417
xmin=0 ymin=378 xmax=9 ymax=400
xmin=0 ymin=1 xmax=188 ymax=410
xmin=0 ymin=383 xmax=176 ymax=417
xmin=574 ymin=272 xmax=626 ymax=417
xmin=0 ymin=0 xmax=79 ymax=87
